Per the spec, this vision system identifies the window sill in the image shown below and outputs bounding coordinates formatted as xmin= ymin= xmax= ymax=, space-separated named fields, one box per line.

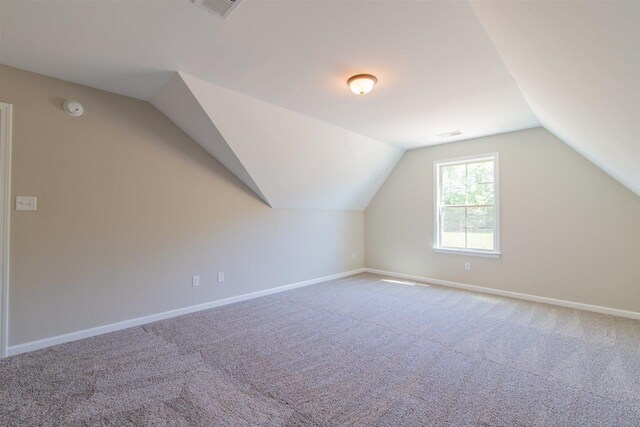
xmin=433 ymin=247 xmax=501 ymax=259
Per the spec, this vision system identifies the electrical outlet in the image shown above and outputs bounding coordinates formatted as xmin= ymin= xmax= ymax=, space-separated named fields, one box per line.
xmin=192 ymin=276 xmax=200 ymax=287
xmin=352 ymin=252 xmax=357 ymax=260
xmin=464 ymin=262 xmax=471 ymax=271
xmin=16 ymin=196 xmax=37 ymax=211
xmin=217 ymin=272 xmax=224 ymax=283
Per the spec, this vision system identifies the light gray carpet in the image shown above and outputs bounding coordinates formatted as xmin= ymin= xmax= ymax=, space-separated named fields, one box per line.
xmin=1 ymin=273 xmax=639 ymax=426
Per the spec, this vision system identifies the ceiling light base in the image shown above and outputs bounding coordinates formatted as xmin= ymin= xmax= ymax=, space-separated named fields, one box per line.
xmin=347 ymin=74 xmax=377 ymax=95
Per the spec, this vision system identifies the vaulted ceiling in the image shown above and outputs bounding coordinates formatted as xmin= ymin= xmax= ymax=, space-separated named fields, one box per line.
xmin=470 ymin=1 xmax=640 ymax=196
xmin=1 ymin=0 xmax=637 ymax=207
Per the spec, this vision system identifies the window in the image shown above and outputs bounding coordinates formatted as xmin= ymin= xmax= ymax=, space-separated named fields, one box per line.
xmin=434 ymin=153 xmax=500 ymax=258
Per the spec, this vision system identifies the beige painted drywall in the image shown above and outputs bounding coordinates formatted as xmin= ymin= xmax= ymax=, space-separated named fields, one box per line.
xmin=0 ymin=65 xmax=364 ymax=346
xmin=365 ymin=127 xmax=640 ymax=312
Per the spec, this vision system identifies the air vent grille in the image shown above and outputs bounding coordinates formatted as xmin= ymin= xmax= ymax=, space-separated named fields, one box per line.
xmin=192 ymin=0 xmax=242 ymax=19
xmin=437 ymin=131 xmax=462 ymax=138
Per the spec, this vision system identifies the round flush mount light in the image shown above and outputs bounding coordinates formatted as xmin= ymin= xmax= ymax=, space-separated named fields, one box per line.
xmin=63 ymin=100 xmax=84 ymax=117
xmin=347 ymin=74 xmax=377 ymax=95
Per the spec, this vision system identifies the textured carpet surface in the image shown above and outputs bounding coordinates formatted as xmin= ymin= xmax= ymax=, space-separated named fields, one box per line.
xmin=1 ymin=273 xmax=640 ymax=426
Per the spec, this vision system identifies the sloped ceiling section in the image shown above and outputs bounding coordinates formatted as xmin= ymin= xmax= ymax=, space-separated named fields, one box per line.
xmin=470 ymin=1 xmax=640 ymax=196
xmin=152 ymin=73 xmax=270 ymax=205
xmin=0 ymin=0 xmax=539 ymax=148
xmin=152 ymin=72 xmax=404 ymax=210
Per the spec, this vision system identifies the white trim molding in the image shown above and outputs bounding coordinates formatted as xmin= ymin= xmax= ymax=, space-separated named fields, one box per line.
xmin=0 ymin=103 xmax=13 ymax=358
xmin=433 ymin=248 xmax=501 ymax=259
xmin=365 ymin=268 xmax=640 ymax=320
xmin=6 ymin=268 xmax=365 ymax=356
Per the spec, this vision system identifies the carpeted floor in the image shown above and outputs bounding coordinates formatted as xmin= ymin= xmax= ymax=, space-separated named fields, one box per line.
xmin=1 ymin=273 xmax=639 ymax=426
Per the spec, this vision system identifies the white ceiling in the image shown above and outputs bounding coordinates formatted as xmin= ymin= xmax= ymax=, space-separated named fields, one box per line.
xmin=1 ymin=0 xmax=637 ymax=199
xmin=0 ymin=0 xmax=538 ymax=149
xmin=471 ymin=1 xmax=640 ymax=196
xmin=152 ymin=72 xmax=403 ymax=210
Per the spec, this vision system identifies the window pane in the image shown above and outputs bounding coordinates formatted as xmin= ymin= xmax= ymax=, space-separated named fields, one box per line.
xmin=467 ymin=161 xmax=493 ymax=184
xmin=442 ymin=228 xmax=466 ymax=248
xmin=467 ymin=183 xmax=494 ymax=205
xmin=441 ymin=207 xmax=465 ymax=248
xmin=466 ymin=206 xmax=494 ymax=229
xmin=466 ymin=228 xmax=494 ymax=250
xmin=466 ymin=161 xmax=494 ymax=205
xmin=441 ymin=164 xmax=466 ymax=205
xmin=466 ymin=206 xmax=494 ymax=250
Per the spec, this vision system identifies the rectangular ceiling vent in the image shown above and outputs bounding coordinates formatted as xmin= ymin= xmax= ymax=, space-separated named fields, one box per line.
xmin=437 ymin=130 xmax=462 ymax=138
xmin=192 ymin=0 xmax=242 ymax=19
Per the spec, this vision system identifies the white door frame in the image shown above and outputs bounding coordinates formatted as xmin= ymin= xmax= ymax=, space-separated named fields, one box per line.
xmin=0 ymin=102 xmax=12 ymax=358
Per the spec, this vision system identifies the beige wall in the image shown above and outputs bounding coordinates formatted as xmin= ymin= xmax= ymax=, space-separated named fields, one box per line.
xmin=0 ymin=66 xmax=364 ymax=345
xmin=365 ymin=128 xmax=640 ymax=312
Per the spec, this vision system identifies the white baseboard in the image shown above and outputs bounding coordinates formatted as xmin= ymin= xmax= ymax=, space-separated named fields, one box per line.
xmin=10 ymin=266 xmax=637 ymax=357
xmin=7 ymin=268 xmax=365 ymax=357
xmin=365 ymin=268 xmax=640 ymax=320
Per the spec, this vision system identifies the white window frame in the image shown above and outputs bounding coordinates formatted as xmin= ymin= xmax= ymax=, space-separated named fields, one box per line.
xmin=433 ymin=153 xmax=501 ymax=258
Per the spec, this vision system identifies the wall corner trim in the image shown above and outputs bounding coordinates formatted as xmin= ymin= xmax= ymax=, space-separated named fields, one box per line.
xmin=0 ymin=102 xmax=13 ymax=359
xmin=365 ymin=268 xmax=640 ymax=320
xmin=6 ymin=268 xmax=365 ymax=357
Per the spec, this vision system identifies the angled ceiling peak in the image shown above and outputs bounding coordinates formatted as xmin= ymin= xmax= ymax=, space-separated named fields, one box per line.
xmin=152 ymin=72 xmax=404 ymax=210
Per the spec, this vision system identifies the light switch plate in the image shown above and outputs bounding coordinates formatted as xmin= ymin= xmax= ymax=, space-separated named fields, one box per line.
xmin=16 ymin=196 xmax=37 ymax=211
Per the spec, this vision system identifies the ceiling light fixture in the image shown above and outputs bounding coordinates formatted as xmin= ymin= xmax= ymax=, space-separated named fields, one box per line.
xmin=347 ymin=74 xmax=377 ymax=95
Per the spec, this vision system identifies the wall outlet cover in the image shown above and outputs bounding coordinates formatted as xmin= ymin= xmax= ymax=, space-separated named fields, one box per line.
xmin=16 ymin=196 xmax=37 ymax=211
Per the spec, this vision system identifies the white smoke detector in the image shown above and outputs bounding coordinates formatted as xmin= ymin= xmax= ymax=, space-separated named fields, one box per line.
xmin=191 ymin=0 xmax=242 ymax=19
xmin=63 ymin=100 xmax=84 ymax=117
